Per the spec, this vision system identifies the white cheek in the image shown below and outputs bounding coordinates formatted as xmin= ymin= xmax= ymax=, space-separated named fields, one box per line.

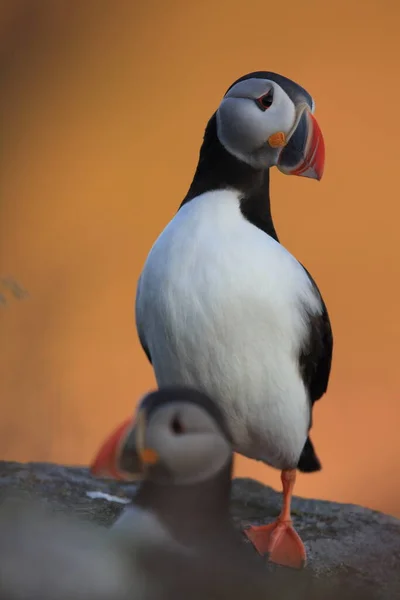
xmin=263 ymin=90 xmax=296 ymax=138
xmin=164 ymin=436 xmax=231 ymax=484
xmin=217 ymin=98 xmax=267 ymax=154
xmin=216 ymin=90 xmax=296 ymax=162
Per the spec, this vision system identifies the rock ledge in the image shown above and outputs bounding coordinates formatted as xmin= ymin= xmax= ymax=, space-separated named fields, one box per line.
xmin=0 ymin=461 xmax=399 ymax=598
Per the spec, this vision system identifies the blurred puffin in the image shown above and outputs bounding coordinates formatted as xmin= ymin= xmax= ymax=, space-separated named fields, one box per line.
xmin=133 ymin=72 xmax=333 ymax=569
xmin=90 ymin=387 xmax=266 ymax=575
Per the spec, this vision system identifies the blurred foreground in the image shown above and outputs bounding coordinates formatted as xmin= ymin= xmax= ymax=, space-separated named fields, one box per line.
xmin=0 ymin=494 xmax=383 ymax=600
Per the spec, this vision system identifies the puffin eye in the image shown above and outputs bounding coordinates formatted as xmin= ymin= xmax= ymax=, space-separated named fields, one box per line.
xmin=255 ymin=89 xmax=274 ymax=111
xmin=171 ymin=415 xmax=184 ymax=435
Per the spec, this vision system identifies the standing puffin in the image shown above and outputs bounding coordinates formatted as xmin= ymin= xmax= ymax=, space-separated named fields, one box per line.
xmin=134 ymin=71 xmax=333 ymax=569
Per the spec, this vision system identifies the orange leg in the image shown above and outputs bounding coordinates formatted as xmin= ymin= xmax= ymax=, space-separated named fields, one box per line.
xmin=244 ymin=469 xmax=306 ymax=569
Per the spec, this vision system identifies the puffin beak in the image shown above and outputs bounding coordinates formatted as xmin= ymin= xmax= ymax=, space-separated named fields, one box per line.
xmin=90 ymin=411 xmax=159 ymax=481
xmin=277 ymin=106 xmax=325 ymax=181
xmin=90 ymin=418 xmax=135 ymax=480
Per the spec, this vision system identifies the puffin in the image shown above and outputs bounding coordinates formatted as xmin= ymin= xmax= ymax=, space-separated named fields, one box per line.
xmin=133 ymin=71 xmax=333 ymax=570
xmin=90 ymin=386 xmax=264 ymax=571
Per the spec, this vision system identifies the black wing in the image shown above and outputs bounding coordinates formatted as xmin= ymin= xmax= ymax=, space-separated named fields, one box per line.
xmin=135 ymin=275 xmax=152 ymax=364
xmin=138 ymin=330 xmax=152 ymax=364
xmin=297 ymin=265 xmax=333 ymax=473
xmin=299 ymin=264 xmax=333 ymax=407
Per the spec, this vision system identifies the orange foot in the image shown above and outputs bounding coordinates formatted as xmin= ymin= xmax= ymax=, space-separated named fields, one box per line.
xmin=244 ymin=520 xmax=306 ymax=569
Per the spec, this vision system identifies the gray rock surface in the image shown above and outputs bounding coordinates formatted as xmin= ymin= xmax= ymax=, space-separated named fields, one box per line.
xmin=0 ymin=460 xmax=399 ymax=599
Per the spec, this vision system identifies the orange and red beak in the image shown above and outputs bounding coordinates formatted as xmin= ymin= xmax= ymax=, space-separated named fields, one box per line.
xmin=277 ymin=106 xmax=325 ymax=181
xmin=90 ymin=410 xmax=160 ymax=482
xmin=90 ymin=418 xmax=135 ymax=481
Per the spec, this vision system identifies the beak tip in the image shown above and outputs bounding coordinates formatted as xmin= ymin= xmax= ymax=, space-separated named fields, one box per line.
xmin=278 ymin=108 xmax=325 ymax=183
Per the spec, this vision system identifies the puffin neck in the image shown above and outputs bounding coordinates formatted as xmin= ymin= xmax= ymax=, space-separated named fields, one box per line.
xmin=179 ymin=113 xmax=279 ymax=242
xmin=133 ymin=459 xmax=233 ymax=543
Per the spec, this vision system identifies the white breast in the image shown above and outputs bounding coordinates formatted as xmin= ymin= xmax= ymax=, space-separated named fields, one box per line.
xmin=136 ymin=190 xmax=323 ymax=470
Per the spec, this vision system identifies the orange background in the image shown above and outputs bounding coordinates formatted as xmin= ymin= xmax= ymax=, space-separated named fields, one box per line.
xmin=0 ymin=1 xmax=399 ymax=517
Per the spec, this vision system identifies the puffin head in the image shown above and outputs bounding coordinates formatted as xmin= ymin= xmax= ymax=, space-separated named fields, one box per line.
xmin=216 ymin=71 xmax=325 ymax=180
xmin=90 ymin=387 xmax=233 ymax=486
